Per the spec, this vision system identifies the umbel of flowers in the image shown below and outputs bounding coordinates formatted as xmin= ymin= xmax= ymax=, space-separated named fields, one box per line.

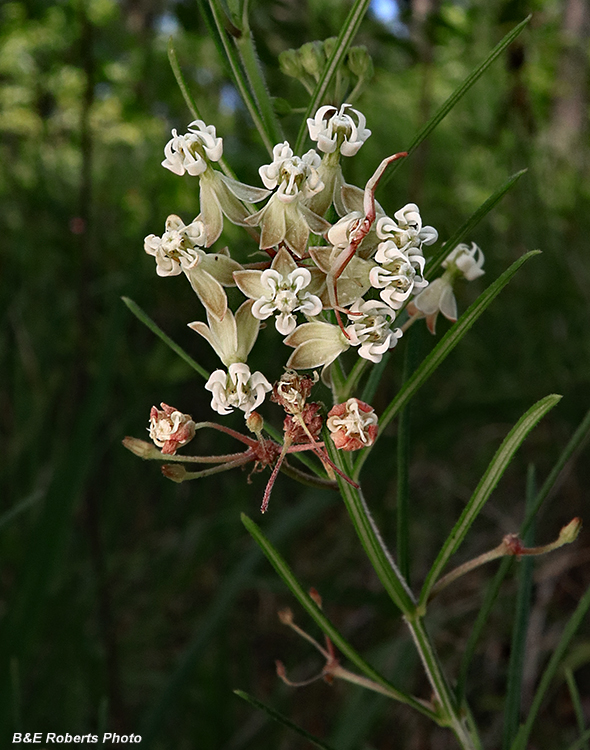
xmin=127 ymin=104 xmax=485 ymax=510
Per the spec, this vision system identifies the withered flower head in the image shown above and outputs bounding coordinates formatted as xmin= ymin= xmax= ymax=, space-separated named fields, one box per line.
xmin=271 ymin=370 xmax=319 ymax=414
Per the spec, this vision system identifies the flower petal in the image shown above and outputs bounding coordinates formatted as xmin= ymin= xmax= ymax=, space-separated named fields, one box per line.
xmin=184 ymin=268 xmax=228 ymax=321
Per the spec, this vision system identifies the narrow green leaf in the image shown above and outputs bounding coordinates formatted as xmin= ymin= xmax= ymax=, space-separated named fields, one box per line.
xmin=425 ymin=170 xmax=527 ymax=279
xmin=502 ymin=465 xmax=536 ymax=750
xmin=167 ymin=40 xmax=236 ymax=181
xmin=354 ymin=251 xmax=541 ymax=478
xmin=567 ymin=728 xmax=590 ymax=750
xmin=0 ymin=490 xmax=43 ymax=533
xmin=510 ymin=583 xmax=590 ymax=750
xmin=381 ymin=16 xmax=531 ymax=187
xmin=565 ymin=668 xmax=589 ymax=750
xmin=325 ymin=442 xmax=416 ymax=615
xmin=234 ymin=690 xmax=337 ymax=750
xmin=419 ymin=394 xmax=560 ymax=607
xmin=234 ymin=18 xmax=284 ymax=145
xmin=121 ymin=297 xmax=209 ymax=380
xmin=205 ymin=0 xmax=274 ymax=154
xmin=360 ymin=351 xmax=390 ymax=404
xmin=294 ymin=0 xmax=371 ymax=154
xmin=241 ymin=513 xmax=437 ymax=721
xmin=167 ymin=40 xmax=201 ymax=123
xmin=457 ymin=405 xmax=590 ymax=700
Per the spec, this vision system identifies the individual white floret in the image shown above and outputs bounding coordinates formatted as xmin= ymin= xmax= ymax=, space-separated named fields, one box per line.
xmin=344 ymin=299 xmax=403 ymax=363
xmin=443 ymin=242 xmax=485 ymax=280
xmin=144 ymin=215 xmax=205 ymax=277
xmin=234 ymin=248 xmax=322 ymax=335
xmin=370 ymin=241 xmax=428 ymax=309
xmin=376 ymin=204 xmax=438 ymax=253
xmin=259 ymin=142 xmax=324 ymax=202
xmin=307 ymin=104 xmax=371 ymax=157
xmin=205 ymin=363 xmax=272 ymax=417
xmin=162 ymin=120 xmax=223 ymax=176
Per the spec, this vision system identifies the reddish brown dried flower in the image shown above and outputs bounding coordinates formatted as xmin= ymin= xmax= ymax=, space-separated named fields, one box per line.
xmin=284 ymin=402 xmax=323 ymax=444
xmin=327 ymin=398 xmax=378 ymax=451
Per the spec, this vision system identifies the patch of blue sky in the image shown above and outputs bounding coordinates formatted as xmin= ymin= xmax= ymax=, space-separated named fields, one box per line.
xmin=370 ymin=0 xmax=409 ymax=37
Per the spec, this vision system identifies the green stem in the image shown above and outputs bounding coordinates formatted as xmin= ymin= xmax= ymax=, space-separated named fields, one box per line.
xmin=234 ymin=10 xmax=283 ymax=145
xmin=205 ymin=0 xmax=274 ymax=154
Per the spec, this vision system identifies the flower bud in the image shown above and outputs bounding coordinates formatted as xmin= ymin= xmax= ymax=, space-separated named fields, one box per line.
xmin=299 ymin=41 xmax=324 ymax=79
xmin=246 ymin=410 xmax=265 ymax=436
xmin=279 ymin=48 xmax=305 ymax=79
xmin=558 ymin=517 xmax=582 ymax=544
xmin=278 ymin=608 xmax=294 ymax=625
xmin=322 ymin=36 xmax=338 ymax=59
xmin=161 ymin=464 xmax=187 ymax=483
xmin=347 ymin=46 xmax=374 ymax=80
xmin=122 ymin=436 xmax=161 ymax=460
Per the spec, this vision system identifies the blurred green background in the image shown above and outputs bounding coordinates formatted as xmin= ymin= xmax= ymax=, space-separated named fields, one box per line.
xmin=2 ymin=0 xmax=590 ymax=747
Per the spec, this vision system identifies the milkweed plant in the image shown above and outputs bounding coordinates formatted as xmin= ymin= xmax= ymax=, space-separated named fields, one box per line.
xmin=122 ymin=6 xmax=590 ymax=749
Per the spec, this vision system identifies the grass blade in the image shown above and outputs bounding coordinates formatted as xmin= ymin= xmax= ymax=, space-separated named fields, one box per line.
xmin=381 ymin=16 xmax=531 ymax=187
xmin=205 ymin=0 xmax=274 ymax=154
xmin=565 ymin=668 xmax=589 ymax=750
xmin=0 ymin=490 xmax=44 ymax=533
xmin=510 ymin=582 xmax=590 ymax=750
xmin=294 ymin=0 xmax=371 ymax=154
xmin=567 ymin=729 xmax=590 ymax=750
xmin=234 ymin=690 xmax=337 ymax=750
xmin=354 ymin=250 xmax=541 ymax=478
xmin=419 ymin=395 xmax=560 ymax=608
xmin=241 ymin=513 xmax=438 ymax=721
xmin=121 ymin=296 xmax=209 ymax=380
xmin=502 ymin=465 xmax=536 ymax=750
xmin=425 ymin=170 xmax=527 ymax=279
xmin=140 ymin=495 xmax=334 ymax=747
xmin=457 ymin=405 xmax=590 ymax=699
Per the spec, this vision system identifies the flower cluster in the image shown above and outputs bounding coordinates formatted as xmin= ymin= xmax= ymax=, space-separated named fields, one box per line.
xmin=128 ymin=104 xmax=485 ymax=507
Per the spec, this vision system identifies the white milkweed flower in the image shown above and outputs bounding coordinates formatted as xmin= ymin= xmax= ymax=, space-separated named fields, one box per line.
xmin=443 ymin=242 xmax=485 ymax=280
xmin=205 ymin=363 xmax=272 ymax=417
xmin=162 ymin=120 xmax=223 ymax=176
xmin=376 ymin=204 xmax=438 ymax=253
xmin=246 ymin=142 xmax=329 ymax=256
xmin=144 ymin=214 xmax=242 ymax=321
xmin=161 ymin=120 xmax=270 ymax=247
xmin=259 ymin=142 xmax=324 ymax=202
xmin=408 ymin=242 xmax=485 ymax=334
xmin=307 ymin=104 xmax=372 ymax=157
xmin=144 ymin=214 xmax=206 ymax=277
xmin=370 ymin=241 xmax=428 ymax=309
xmin=233 ymin=248 xmax=322 ymax=336
xmin=344 ymin=299 xmax=403 ymax=363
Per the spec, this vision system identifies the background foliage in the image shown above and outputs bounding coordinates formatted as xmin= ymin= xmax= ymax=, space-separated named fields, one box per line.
xmin=1 ymin=0 xmax=590 ymax=747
